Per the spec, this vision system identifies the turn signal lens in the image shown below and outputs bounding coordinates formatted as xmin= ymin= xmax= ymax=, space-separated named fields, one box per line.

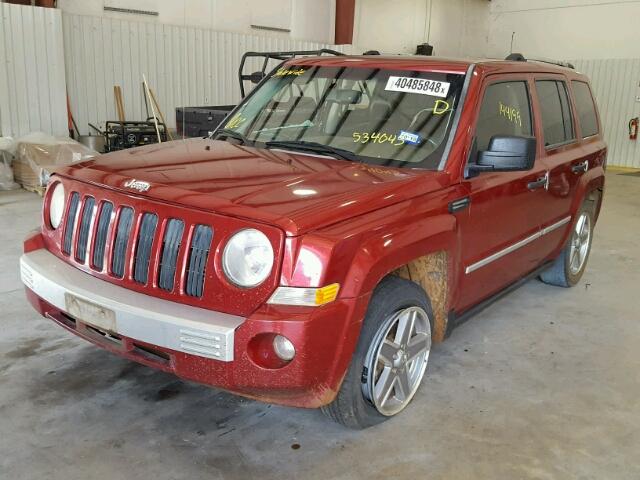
xmin=267 ymin=283 xmax=340 ymax=306
xmin=315 ymin=283 xmax=340 ymax=305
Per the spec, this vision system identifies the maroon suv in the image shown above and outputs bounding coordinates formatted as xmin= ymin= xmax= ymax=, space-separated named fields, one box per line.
xmin=21 ymin=54 xmax=605 ymax=428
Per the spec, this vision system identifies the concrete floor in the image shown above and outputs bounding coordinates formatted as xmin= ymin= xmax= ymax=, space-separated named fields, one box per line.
xmin=1 ymin=173 xmax=638 ymax=480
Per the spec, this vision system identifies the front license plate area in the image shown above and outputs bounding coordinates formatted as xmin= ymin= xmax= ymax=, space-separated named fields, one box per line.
xmin=65 ymin=293 xmax=116 ymax=332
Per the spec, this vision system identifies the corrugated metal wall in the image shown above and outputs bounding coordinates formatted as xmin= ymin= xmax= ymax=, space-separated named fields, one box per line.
xmin=14 ymin=8 xmax=637 ymax=169
xmin=0 ymin=3 xmax=67 ymax=138
xmin=573 ymin=58 xmax=640 ymax=168
xmin=62 ymin=13 xmax=358 ymax=134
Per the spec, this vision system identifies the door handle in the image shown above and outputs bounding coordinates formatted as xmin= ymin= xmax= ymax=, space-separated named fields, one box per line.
xmin=571 ymin=160 xmax=589 ymax=174
xmin=527 ymin=171 xmax=549 ymax=191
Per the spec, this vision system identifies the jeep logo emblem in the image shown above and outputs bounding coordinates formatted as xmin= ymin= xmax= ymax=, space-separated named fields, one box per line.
xmin=123 ymin=179 xmax=150 ymax=192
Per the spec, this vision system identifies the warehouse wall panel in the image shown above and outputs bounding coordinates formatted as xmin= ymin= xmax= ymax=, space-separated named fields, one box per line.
xmin=62 ymin=13 xmax=358 ymax=134
xmin=572 ymin=58 xmax=640 ymax=169
xmin=0 ymin=3 xmax=67 ymax=138
xmin=489 ymin=1 xmax=640 ymax=60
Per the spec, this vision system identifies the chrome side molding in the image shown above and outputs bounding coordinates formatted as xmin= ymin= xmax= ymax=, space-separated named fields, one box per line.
xmin=465 ymin=216 xmax=571 ymax=274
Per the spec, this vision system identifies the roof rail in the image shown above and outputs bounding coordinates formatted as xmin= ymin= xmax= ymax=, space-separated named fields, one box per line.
xmin=505 ymin=53 xmax=575 ymax=70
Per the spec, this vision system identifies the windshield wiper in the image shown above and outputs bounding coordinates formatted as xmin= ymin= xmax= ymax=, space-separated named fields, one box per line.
xmin=265 ymin=140 xmax=359 ymax=162
xmin=213 ymin=129 xmax=248 ymax=144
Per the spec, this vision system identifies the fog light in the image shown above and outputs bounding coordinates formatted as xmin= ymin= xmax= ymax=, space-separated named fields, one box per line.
xmin=273 ymin=335 xmax=295 ymax=361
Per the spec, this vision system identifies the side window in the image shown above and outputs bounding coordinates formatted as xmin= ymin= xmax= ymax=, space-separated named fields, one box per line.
xmin=572 ymin=81 xmax=599 ymax=138
xmin=476 ymin=81 xmax=533 ymax=152
xmin=536 ymin=80 xmax=575 ymax=147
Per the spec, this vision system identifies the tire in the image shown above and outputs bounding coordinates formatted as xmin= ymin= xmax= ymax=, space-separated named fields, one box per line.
xmin=539 ymin=202 xmax=595 ymax=288
xmin=321 ymin=276 xmax=433 ymax=429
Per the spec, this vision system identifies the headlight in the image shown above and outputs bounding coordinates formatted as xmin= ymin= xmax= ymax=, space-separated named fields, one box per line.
xmin=222 ymin=229 xmax=274 ymax=287
xmin=48 ymin=182 xmax=65 ymax=229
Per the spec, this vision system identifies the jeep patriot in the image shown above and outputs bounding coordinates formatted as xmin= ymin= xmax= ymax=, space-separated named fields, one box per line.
xmin=21 ymin=54 xmax=606 ymax=428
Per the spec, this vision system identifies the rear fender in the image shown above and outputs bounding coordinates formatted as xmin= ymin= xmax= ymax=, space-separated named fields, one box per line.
xmin=547 ymin=166 xmax=604 ymax=260
xmin=572 ymin=166 xmax=605 ymax=220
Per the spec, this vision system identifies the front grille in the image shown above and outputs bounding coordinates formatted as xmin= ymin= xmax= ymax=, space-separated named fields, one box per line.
xmin=62 ymin=192 xmax=80 ymax=254
xmin=93 ymin=202 xmax=113 ymax=270
xmin=158 ymin=219 xmax=185 ymax=291
xmin=133 ymin=213 xmax=158 ymax=284
xmin=185 ymin=225 xmax=213 ymax=298
xmin=75 ymin=197 xmax=95 ymax=262
xmin=112 ymin=207 xmax=134 ymax=278
xmin=58 ymin=191 xmax=214 ymax=298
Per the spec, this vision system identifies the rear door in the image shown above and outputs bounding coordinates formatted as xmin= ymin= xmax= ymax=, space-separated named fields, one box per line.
xmin=531 ymin=76 xmax=582 ymax=258
xmin=455 ymin=75 xmax=550 ymax=312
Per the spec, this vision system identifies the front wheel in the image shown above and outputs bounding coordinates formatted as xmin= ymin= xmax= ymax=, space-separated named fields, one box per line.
xmin=540 ymin=204 xmax=594 ymax=287
xmin=321 ymin=276 xmax=433 ymax=429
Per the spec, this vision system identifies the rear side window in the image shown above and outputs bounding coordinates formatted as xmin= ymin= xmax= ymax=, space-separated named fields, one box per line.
xmin=572 ymin=81 xmax=599 ymax=138
xmin=476 ymin=81 xmax=533 ymax=151
xmin=536 ymin=80 xmax=575 ymax=147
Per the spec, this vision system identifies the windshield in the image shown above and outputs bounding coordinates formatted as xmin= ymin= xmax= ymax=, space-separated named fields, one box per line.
xmin=219 ymin=65 xmax=466 ymax=169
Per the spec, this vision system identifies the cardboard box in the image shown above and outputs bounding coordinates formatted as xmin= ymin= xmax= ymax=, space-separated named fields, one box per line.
xmin=14 ymin=134 xmax=99 ymax=189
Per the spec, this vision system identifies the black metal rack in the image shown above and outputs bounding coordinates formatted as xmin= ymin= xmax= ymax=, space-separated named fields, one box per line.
xmin=238 ymin=49 xmax=345 ymax=97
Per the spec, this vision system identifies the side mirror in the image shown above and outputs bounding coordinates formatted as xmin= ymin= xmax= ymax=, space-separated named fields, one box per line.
xmin=467 ymin=135 xmax=536 ymax=177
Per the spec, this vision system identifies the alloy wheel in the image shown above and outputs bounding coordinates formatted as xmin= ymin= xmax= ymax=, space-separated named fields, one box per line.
xmin=569 ymin=212 xmax=591 ymax=275
xmin=362 ymin=306 xmax=432 ymax=416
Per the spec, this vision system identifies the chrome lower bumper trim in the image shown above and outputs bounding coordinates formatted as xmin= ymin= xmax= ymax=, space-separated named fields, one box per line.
xmin=20 ymin=250 xmax=244 ymax=361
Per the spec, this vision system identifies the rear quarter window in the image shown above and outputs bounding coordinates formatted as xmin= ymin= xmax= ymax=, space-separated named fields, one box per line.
xmin=476 ymin=81 xmax=533 ymax=151
xmin=571 ymin=81 xmax=599 ymax=138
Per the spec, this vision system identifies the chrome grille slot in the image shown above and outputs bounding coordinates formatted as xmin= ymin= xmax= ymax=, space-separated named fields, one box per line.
xmin=111 ymin=207 xmax=134 ymax=278
xmin=62 ymin=192 xmax=80 ymax=255
xmin=158 ymin=219 xmax=184 ymax=291
xmin=185 ymin=225 xmax=213 ymax=298
xmin=75 ymin=197 xmax=95 ymax=263
xmin=133 ymin=213 xmax=158 ymax=284
xmin=92 ymin=201 xmax=113 ymax=270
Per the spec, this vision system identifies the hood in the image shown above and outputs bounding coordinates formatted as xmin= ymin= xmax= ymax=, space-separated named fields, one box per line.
xmin=58 ymin=139 xmax=450 ymax=236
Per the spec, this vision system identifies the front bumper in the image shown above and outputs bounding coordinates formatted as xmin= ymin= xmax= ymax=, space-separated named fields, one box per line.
xmin=21 ymin=247 xmax=370 ymax=408
xmin=21 ymin=249 xmax=242 ymax=361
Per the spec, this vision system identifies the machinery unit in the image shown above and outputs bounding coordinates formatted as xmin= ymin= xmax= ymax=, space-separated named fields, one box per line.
xmin=104 ymin=120 xmax=167 ymax=152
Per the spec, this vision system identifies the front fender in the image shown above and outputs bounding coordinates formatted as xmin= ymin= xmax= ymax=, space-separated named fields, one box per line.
xmin=279 ymin=199 xmax=458 ymax=342
xmin=340 ymin=213 xmax=456 ymax=298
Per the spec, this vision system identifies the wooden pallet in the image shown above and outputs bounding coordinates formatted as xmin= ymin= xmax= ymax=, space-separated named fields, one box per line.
xmin=21 ymin=184 xmax=45 ymax=196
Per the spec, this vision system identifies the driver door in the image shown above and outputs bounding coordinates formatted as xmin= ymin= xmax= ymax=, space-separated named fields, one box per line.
xmin=455 ymin=76 xmax=549 ymax=312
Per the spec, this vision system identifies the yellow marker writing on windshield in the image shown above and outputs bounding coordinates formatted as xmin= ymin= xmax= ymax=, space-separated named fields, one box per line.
xmin=225 ymin=113 xmax=246 ymax=129
xmin=274 ymin=67 xmax=307 ymax=77
xmin=433 ymin=99 xmax=451 ymax=115
xmin=353 ymin=131 xmax=405 ymax=146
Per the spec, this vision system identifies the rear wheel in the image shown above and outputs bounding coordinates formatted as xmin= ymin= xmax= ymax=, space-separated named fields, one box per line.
xmin=321 ymin=276 xmax=432 ymax=429
xmin=540 ymin=203 xmax=594 ymax=287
